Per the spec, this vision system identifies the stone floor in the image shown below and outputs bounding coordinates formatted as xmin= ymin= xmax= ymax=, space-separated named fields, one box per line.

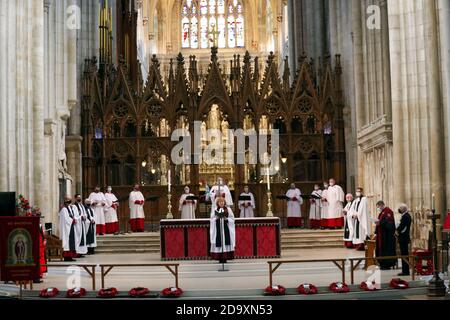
xmin=2 ymin=248 xmax=448 ymax=300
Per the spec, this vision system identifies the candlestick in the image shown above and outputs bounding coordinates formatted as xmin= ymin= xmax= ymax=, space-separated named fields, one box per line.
xmin=166 ymin=192 xmax=173 ymax=219
xmin=266 ymin=166 xmax=271 ymax=191
xmin=266 ymin=191 xmax=273 ymax=217
xmin=431 ymin=193 xmax=435 ymax=211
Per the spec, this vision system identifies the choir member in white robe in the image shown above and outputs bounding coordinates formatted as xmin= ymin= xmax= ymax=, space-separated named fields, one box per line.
xmin=179 ymin=186 xmax=197 ymax=219
xmin=343 ymin=193 xmax=355 ymax=248
xmin=88 ymin=186 xmax=107 ymax=235
xmin=84 ymin=199 xmax=97 ymax=254
xmin=351 ymin=188 xmax=370 ymax=250
xmin=59 ymin=197 xmax=78 ymax=261
xmin=210 ymin=197 xmax=235 ymax=263
xmin=321 ymin=179 xmax=345 ymax=228
xmin=73 ymin=194 xmax=88 ymax=255
xmin=129 ymin=184 xmax=145 ymax=232
xmin=308 ymin=184 xmax=322 ymax=229
xmin=286 ymin=183 xmax=303 ymax=228
xmin=238 ymin=186 xmax=255 ymax=218
xmin=207 ymin=177 xmax=233 ymax=216
xmin=105 ymin=186 xmax=120 ymax=234
xmin=320 ymin=182 xmax=329 ymax=229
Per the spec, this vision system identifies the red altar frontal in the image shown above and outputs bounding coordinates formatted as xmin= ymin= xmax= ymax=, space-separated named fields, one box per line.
xmin=160 ymin=218 xmax=281 ymax=261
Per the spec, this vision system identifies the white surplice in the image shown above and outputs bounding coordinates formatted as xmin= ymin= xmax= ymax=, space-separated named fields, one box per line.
xmin=351 ymin=196 xmax=370 ymax=245
xmin=238 ymin=192 xmax=255 ymax=218
xmin=286 ymin=188 xmax=303 ymax=218
xmin=105 ymin=192 xmax=119 ymax=224
xmin=129 ymin=191 xmax=145 ymax=220
xmin=88 ymin=192 xmax=107 ymax=226
xmin=210 ymin=207 xmax=236 ymax=254
xmin=179 ymin=193 xmax=197 ymax=220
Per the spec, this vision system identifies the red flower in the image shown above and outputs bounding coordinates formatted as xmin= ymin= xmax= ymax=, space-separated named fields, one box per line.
xmin=297 ymin=283 xmax=318 ymax=295
xmin=360 ymin=281 xmax=379 ymax=291
xmin=129 ymin=287 xmax=150 ymax=298
xmin=66 ymin=288 xmax=87 ymax=298
xmin=329 ymin=282 xmax=350 ymax=293
xmin=39 ymin=287 xmax=59 ymax=298
xmin=389 ymin=278 xmax=409 ymax=289
xmin=264 ymin=285 xmax=286 ymax=296
xmin=161 ymin=287 xmax=183 ymax=298
xmin=98 ymin=287 xmax=118 ymax=298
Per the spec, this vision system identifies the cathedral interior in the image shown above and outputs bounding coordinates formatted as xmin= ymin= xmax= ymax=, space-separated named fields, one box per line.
xmin=0 ymin=0 xmax=449 ymax=231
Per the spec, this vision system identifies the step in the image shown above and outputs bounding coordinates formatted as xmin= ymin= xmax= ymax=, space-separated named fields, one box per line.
xmin=95 ymin=248 xmax=160 ymax=254
xmin=97 ymin=239 xmax=160 ymax=245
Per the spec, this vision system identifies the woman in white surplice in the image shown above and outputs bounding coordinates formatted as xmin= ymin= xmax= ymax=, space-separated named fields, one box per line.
xmin=210 ymin=197 xmax=235 ymax=263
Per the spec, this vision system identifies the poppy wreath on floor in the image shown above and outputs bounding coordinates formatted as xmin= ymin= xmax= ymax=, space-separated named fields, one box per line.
xmin=97 ymin=287 xmax=118 ymax=298
xmin=264 ymin=285 xmax=286 ymax=296
xmin=160 ymin=287 xmax=183 ymax=298
xmin=129 ymin=287 xmax=150 ymax=298
xmin=329 ymin=282 xmax=350 ymax=293
xmin=39 ymin=287 xmax=59 ymax=298
xmin=66 ymin=288 xmax=87 ymax=298
xmin=297 ymin=283 xmax=318 ymax=295
xmin=360 ymin=281 xmax=379 ymax=291
xmin=389 ymin=278 xmax=409 ymax=289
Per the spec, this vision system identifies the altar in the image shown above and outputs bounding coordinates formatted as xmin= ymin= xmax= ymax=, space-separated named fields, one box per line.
xmin=160 ymin=217 xmax=281 ymax=260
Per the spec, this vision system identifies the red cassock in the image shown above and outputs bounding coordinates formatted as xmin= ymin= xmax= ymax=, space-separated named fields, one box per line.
xmin=39 ymin=227 xmax=47 ymax=277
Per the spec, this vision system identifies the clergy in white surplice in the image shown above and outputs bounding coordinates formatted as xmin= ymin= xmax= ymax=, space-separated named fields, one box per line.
xmin=207 ymin=177 xmax=233 ymax=215
xmin=351 ymin=187 xmax=370 ymax=251
xmin=88 ymin=186 xmax=107 ymax=235
xmin=210 ymin=197 xmax=235 ymax=263
xmin=105 ymin=186 xmax=120 ymax=234
xmin=73 ymin=194 xmax=88 ymax=255
xmin=84 ymin=199 xmax=97 ymax=254
xmin=343 ymin=193 xmax=355 ymax=248
xmin=320 ymin=182 xmax=329 ymax=229
xmin=238 ymin=186 xmax=255 ymax=218
xmin=129 ymin=184 xmax=145 ymax=232
xmin=321 ymin=179 xmax=345 ymax=228
xmin=59 ymin=197 xmax=78 ymax=261
xmin=308 ymin=184 xmax=322 ymax=229
xmin=286 ymin=183 xmax=303 ymax=228
xmin=179 ymin=186 xmax=197 ymax=219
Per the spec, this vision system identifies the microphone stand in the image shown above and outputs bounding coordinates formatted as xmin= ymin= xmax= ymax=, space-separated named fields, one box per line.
xmin=218 ymin=212 xmax=228 ymax=272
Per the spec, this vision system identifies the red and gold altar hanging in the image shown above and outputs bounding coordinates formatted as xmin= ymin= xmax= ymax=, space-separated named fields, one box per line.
xmin=160 ymin=218 xmax=280 ymax=260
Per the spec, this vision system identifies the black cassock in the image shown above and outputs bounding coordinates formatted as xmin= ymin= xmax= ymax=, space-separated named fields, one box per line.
xmin=375 ymin=207 xmax=397 ymax=269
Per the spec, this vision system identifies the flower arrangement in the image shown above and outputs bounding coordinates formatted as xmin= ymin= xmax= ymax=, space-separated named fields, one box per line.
xmin=66 ymin=288 xmax=87 ymax=298
xmin=329 ymin=282 xmax=350 ymax=293
xmin=129 ymin=287 xmax=150 ymax=298
xmin=297 ymin=283 xmax=318 ymax=295
xmin=39 ymin=287 xmax=59 ymax=298
xmin=160 ymin=287 xmax=183 ymax=298
xmin=264 ymin=285 xmax=286 ymax=296
xmin=360 ymin=281 xmax=379 ymax=291
xmin=389 ymin=278 xmax=409 ymax=289
xmin=97 ymin=287 xmax=118 ymax=298
xmin=16 ymin=194 xmax=42 ymax=217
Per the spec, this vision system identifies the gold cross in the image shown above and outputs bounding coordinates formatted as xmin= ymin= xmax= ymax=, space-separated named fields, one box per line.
xmin=209 ymin=24 xmax=220 ymax=47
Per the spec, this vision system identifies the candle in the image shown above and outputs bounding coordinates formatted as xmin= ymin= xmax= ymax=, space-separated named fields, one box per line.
xmin=267 ymin=166 xmax=271 ymax=191
xmin=432 ymin=193 xmax=435 ymax=211
xmin=168 ymin=170 xmax=171 ymax=193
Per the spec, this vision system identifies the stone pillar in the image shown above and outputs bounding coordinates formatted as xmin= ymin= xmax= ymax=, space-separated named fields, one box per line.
xmin=425 ymin=0 xmax=446 ymax=216
xmin=33 ymin=0 xmax=46 ymax=211
xmin=387 ymin=0 xmax=405 ymax=205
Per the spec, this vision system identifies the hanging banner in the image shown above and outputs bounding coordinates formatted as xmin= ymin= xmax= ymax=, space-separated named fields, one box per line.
xmin=0 ymin=216 xmax=40 ymax=282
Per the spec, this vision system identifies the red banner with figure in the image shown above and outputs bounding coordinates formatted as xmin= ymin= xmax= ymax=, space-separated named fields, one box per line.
xmin=0 ymin=216 xmax=40 ymax=281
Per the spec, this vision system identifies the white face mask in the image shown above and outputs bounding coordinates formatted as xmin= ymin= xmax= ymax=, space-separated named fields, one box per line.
xmin=356 ymin=192 xmax=362 ymax=197
xmin=377 ymin=207 xmax=382 ymax=213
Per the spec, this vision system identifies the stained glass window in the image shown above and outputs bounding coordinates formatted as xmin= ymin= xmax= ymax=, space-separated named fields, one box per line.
xmin=181 ymin=0 xmax=244 ymax=49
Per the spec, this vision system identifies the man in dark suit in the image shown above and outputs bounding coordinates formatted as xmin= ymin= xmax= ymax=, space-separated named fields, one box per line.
xmin=396 ymin=204 xmax=412 ymax=276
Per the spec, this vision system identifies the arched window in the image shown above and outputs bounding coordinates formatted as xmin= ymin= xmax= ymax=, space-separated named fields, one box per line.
xmin=181 ymin=0 xmax=244 ymax=49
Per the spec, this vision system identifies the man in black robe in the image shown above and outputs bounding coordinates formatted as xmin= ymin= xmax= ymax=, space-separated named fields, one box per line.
xmin=396 ymin=204 xmax=412 ymax=276
xmin=374 ymin=201 xmax=397 ymax=270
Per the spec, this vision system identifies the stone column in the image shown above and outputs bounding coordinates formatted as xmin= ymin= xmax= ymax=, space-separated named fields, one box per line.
xmin=387 ymin=0 xmax=405 ymax=204
xmin=33 ymin=0 xmax=46 ymax=211
xmin=425 ymin=0 xmax=446 ymax=215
